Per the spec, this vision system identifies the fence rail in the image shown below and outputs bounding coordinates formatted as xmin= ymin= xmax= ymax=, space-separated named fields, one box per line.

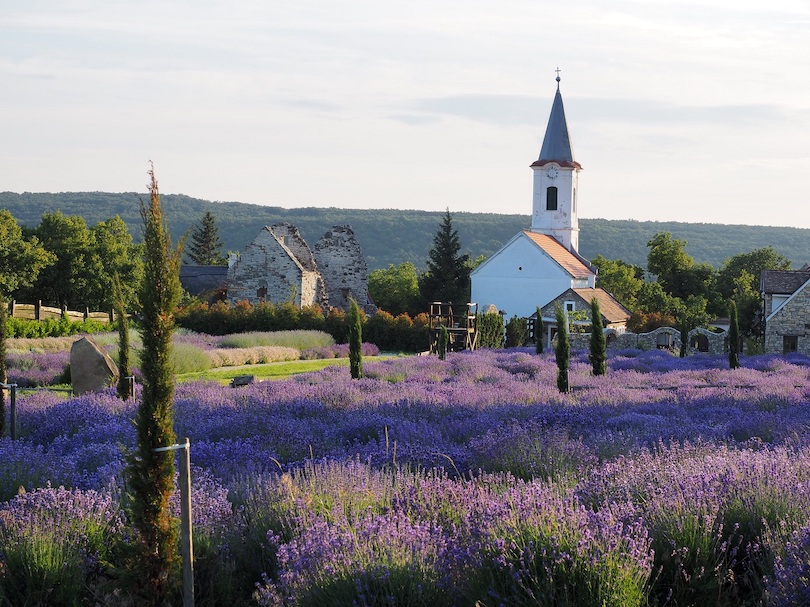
xmin=8 ymin=300 xmax=114 ymax=323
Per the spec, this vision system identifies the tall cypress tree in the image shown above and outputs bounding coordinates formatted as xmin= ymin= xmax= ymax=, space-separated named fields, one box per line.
xmin=554 ymin=303 xmax=570 ymax=393
xmin=348 ymin=298 xmax=364 ymax=379
xmin=420 ymin=208 xmax=470 ymax=304
xmin=113 ymin=273 xmax=132 ymax=400
xmin=728 ymin=299 xmax=741 ymax=369
xmin=589 ymin=297 xmax=607 ymax=376
xmin=186 ymin=211 xmax=226 ymax=266
xmin=0 ymin=297 xmax=6 ymax=437
xmin=124 ymin=165 xmax=183 ymax=604
xmin=535 ymin=306 xmax=544 ymax=354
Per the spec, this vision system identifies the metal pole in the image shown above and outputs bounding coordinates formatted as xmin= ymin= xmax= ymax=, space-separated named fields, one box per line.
xmin=153 ymin=440 xmax=194 ymax=606
xmin=178 ymin=438 xmax=195 ymax=607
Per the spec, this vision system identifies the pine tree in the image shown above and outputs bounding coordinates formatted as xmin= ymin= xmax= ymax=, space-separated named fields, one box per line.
xmin=124 ymin=165 xmax=183 ymax=603
xmin=728 ymin=299 xmax=741 ymax=369
xmin=554 ymin=304 xmax=570 ymax=393
xmin=186 ymin=211 xmax=226 ymax=265
xmin=589 ymin=297 xmax=607 ymax=376
xmin=420 ymin=209 xmax=470 ymax=304
xmin=348 ymin=298 xmax=364 ymax=379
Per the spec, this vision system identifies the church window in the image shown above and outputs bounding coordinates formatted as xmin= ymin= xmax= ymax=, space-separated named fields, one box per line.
xmin=546 ymin=187 xmax=558 ymax=211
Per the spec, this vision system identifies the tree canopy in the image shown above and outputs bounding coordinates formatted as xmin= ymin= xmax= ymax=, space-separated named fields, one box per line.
xmin=0 ymin=210 xmax=54 ymax=297
xmin=420 ymin=209 xmax=471 ymax=304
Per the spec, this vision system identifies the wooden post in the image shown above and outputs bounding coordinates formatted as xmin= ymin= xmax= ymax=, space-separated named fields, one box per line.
xmin=9 ymin=384 xmax=17 ymax=441
xmin=178 ymin=438 xmax=195 ymax=607
xmin=35 ymin=300 xmax=41 ymax=321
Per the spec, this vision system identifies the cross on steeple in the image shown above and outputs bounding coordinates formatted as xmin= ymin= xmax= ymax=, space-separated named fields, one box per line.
xmin=555 ymin=67 xmax=561 ymax=83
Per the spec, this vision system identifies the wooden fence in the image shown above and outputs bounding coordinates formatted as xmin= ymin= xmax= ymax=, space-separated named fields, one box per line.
xmin=8 ymin=300 xmax=114 ymax=324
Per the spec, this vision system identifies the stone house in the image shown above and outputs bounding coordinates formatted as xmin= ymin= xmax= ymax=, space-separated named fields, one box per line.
xmin=762 ymin=266 xmax=810 ymax=354
xmin=532 ymin=287 xmax=631 ymax=350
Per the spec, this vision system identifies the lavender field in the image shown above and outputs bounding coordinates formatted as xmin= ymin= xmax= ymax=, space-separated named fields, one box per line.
xmin=3 ymin=348 xmax=810 ymax=605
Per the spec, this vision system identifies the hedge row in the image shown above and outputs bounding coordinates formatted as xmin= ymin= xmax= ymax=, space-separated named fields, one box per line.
xmin=4 ymin=316 xmax=111 ymax=339
xmin=175 ymin=301 xmax=431 ymax=353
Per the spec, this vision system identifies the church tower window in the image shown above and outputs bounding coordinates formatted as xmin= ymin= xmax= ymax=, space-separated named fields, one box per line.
xmin=546 ymin=186 xmax=558 ymax=211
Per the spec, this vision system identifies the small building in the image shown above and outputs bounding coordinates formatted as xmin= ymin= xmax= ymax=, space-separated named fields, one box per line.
xmin=762 ymin=266 xmax=810 ymax=354
xmin=532 ymin=287 xmax=631 ymax=349
xmin=179 ymin=264 xmax=229 ymax=302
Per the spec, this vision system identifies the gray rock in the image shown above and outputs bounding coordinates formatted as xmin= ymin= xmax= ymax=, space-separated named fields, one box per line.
xmin=70 ymin=337 xmax=119 ymax=395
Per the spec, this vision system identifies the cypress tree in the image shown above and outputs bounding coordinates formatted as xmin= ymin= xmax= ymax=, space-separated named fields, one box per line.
xmin=124 ymin=165 xmax=183 ymax=604
xmin=589 ymin=297 xmax=607 ymax=376
xmin=0 ymin=298 xmax=6 ymax=437
xmin=113 ymin=273 xmax=132 ymax=400
xmin=535 ymin=306 xmax=544 ymax=354
xmin=554 ymin=303 xmax=570 ymax=393
xmin=348 ymin=298 xmax=364 ymax=379
xmin=728 ymin=299 xmax=741 ymax=369
xmin=186 ymin=211 xmax=226 ymax=265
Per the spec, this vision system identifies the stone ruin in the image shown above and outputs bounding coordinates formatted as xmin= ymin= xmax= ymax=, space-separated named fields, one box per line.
xmin=227 ymin=223 xmax=376 ymax=314
xmin=70 ymin=336 xmax=119 ymax=395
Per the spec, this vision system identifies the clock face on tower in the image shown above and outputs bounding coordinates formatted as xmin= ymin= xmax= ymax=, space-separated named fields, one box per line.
xmin=545 ymin=165 xmax=559 ymax=180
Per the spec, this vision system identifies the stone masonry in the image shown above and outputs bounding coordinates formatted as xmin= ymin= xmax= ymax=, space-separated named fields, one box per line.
xmin=313 ymin=225 xmax=376 ymax=314
xmin=227 ymin=223 xmax=373 ymax=312
xmin=765 ymin=281 xmax=810 ymax=355
xmin=227 ymin=224 xmax=326 ymax=307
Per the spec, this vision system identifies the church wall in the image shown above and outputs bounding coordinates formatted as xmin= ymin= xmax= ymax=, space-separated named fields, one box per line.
xmin=472 ymin=235 xmax=584 ymax=318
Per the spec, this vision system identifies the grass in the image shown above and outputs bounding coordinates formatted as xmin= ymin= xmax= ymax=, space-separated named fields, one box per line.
xmin=176 ymin=358 xmax=351 ymax=384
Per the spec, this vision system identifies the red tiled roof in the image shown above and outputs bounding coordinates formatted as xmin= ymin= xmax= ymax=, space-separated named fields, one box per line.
xmin=522 ymin=231 xmax=593 ymax=279
xmin=572 ymin=288 xmax=631 ymax=323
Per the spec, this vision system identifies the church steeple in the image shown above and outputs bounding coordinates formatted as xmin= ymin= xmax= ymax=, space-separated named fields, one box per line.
xmin=530 ymin=71 xmax=582 ymax=252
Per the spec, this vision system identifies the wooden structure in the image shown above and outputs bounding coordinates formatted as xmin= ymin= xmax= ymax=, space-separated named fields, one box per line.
xmin=428 ymin=302 xmax=479 ymax=354
xmin=8 ymin=300 xmax=113 ymax=323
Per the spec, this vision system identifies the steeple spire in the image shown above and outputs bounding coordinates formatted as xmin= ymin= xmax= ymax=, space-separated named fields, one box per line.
xmin=533 ymin=71 xmax=579 ymax=168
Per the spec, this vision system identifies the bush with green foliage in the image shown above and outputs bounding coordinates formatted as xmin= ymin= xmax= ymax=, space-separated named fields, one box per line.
xmin=535 ymin=306 xmax=544 ymax=354
xmin=5 ymin=316 xmax=110 ymax=338
xmin=478 ymin=311 xmax=504 ymax=349
xmin=505 ymin=315 xmax=529 ymax=347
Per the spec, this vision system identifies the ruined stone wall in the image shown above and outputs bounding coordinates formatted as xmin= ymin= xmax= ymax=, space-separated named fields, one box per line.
xmin=227 ymin=227 xmax=307 ymax=306
xmin=567 ymin=326 xmax=729 ymax=355
xmin=765 ymin=286 xmax=810 ymax=354
xmin=269 ymin=223 xmax=318 ymax=271
xmin=314 ymin=225 xmax=376 ymax=313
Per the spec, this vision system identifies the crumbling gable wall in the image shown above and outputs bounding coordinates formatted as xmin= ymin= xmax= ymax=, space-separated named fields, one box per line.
xmin=227 ymin=226 xmax=324 ymax=307
xmin=314 ymin=225 xmax=376 ymax=313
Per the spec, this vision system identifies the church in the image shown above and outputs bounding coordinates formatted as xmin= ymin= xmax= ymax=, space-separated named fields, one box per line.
xmin=470 ymin=74 xmax=629 ymax=345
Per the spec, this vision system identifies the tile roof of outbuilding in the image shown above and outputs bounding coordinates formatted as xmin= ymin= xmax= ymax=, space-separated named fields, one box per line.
xmin=571 ymin=287 xmax=632 ymax=323
xmin=761 ymin=269 xmax=810 ymax=294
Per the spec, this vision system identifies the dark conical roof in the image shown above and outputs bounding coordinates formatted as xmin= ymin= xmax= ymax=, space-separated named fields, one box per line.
xmin=532 ymin=79 xmax=580 ymax=169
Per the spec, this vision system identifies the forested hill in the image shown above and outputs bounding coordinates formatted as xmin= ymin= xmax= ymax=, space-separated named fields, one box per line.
xmin=2 ymin=191 xmax=808 ymax=270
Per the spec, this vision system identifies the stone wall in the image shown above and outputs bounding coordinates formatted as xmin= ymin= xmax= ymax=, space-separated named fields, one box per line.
xmin=227 ymin=227 xmax=323 ymax=307
xmin=765 ymin=285 xmax=810 ymax=354
xmin=567 ymin=326 xmax=729 ymax=355
xmin=314 ymin=225 xmax=376 ymax=313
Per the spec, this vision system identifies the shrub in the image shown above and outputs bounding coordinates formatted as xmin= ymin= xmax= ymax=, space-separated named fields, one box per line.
xmin=505 ymin=315 xmax=529 ymax=347
xmin=478 ymin=311 xmax=504 ymax=349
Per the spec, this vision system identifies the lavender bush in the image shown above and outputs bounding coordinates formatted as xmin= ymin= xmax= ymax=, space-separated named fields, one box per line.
xmin=0 ymin=349 xmax=809 ymax=604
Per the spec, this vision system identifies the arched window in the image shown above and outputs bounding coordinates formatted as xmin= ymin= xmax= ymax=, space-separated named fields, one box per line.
xmin=546 ymin=186 xmax=558 ymax=211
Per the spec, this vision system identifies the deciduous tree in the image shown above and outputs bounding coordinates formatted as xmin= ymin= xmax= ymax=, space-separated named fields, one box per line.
xmin=0 ymin=210 xmax=54 ymax=296
xmin=368 ymin=262 xmax=421 ymax=316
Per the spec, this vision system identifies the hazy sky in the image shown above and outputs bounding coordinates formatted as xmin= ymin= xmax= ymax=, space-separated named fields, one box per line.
xmin=3 ymin=1 xmax=809 ymax=227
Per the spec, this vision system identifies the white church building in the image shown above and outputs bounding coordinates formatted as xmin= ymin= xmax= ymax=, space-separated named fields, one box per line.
xmin=471 ymin=75 xmax=628 ymax=341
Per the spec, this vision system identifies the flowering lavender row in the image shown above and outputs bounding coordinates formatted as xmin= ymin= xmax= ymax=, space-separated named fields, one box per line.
xmin=1 ymin=348 xmax=810 ymax=604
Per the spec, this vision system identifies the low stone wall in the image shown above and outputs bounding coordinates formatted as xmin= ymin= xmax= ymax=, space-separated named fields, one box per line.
xmin=568 ymin=326 xmax=729 ymax=355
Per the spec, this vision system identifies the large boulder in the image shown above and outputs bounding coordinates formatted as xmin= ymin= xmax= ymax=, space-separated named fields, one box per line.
xmin=70 ymin=337 xmax=119 ymax=395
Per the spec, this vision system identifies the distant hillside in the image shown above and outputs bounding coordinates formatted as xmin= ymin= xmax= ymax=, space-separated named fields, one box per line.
xmin=1 ymin=191 xmax=808 ymax=270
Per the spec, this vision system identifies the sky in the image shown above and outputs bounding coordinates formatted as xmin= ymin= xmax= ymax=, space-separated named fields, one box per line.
xmin=2 ymin=1 xmax=809 ymax=228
